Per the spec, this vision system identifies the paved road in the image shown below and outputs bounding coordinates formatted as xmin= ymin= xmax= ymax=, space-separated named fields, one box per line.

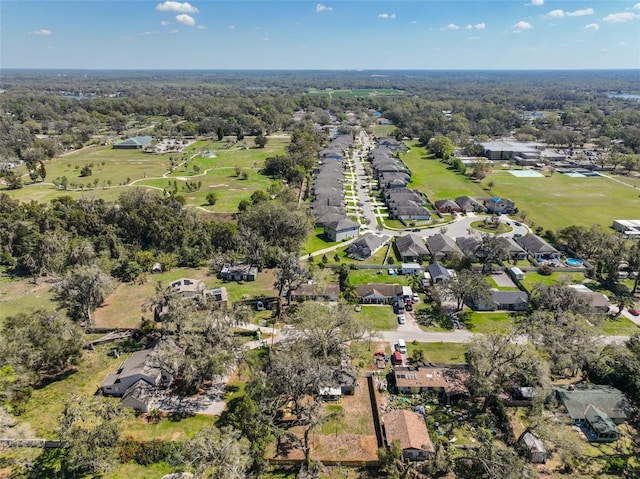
xmin=349 ymin=131 xmax=530 ymax=240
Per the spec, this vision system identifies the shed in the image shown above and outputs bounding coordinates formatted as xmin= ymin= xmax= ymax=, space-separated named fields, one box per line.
xmin=518 ymin=431 xmax=547 ymax=463
xmin=508 ymin=266 xmax=525 ymax=280
xmin=319 ymin=386 xmax=342 ymax=401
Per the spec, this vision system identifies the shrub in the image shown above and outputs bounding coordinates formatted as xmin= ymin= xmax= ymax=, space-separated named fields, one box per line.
xmin=538 ymin=264 xmax=553 ymax=276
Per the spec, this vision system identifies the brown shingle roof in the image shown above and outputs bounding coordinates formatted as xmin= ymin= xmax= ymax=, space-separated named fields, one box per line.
xmin=384 ymin=410 xmax=434 ymax=453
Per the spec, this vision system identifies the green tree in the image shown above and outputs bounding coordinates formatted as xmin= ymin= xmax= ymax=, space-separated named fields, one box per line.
xmin=206 ymin=192 xmax=218 ymax=206
xmin=177 ymin=425 xmax=251 ymax=479
xmin=254 ymin=133 xmax=268 ymax=148
xmin=0 ymin=310 xmax=83 ymax=384
xmin=428 ymin=135 xmax=455 ymax=160
xmin=59 ymin=396 xmax=127 ymax=475
xmin=54 ymin=264 xmax=113 ymax=324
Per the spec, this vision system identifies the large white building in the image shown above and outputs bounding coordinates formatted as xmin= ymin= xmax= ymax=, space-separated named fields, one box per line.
xmin=612 ymin=220 xmax=640 ymax=237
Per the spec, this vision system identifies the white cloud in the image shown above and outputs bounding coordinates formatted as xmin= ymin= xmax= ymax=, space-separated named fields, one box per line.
xmin=526 ymin=0 xmax=544 ymax=5
xmin=633 ymin=3 xmax=640 ymax=10
xmin=29 ymin=29 xmax=52 ymax=36
xmin=316 ymin=3 xmax=332 ymax=13
xmin=378 ymin=13 xmax=396 ymax=19
xmin=139 ymin=31 xmax=157 ymax=36
xmin=196 ymin=25 xmax=205 ymax=30
xmin=160 ymin=20 xmax=170 ymax=26
xmin=465 ymin=24 xmax=473 ymax=29
xmin=175 ymin=14 xmax=196 ymax=26
xmin=443 ymin=23 xmax=460 ymax=30
xmin=475 ymin=23 xmax=486 ymax=29
xmin=602 ymin=12 xmax=639 ymax=22
xmin=228 ymin=24 xmax=235 ymax=30
xmin=156 ymin=1 xmax=198 ymax=13
xmin=584 ymin=23 xmax=599 ymax=30
xmin=547 ymin=9 xmax=565 ymax=18
xmin=513 ymin=20 xmax=533 ymax=31
xmin=567 ymin=8 xmax=594 ymax=17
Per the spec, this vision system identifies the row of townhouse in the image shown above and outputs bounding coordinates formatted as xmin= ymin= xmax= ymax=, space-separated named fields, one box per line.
xmin=311 ymin=134 xmax=362 ymax=241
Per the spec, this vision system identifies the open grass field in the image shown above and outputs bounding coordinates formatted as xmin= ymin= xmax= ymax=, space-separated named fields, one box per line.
xmin=520 ymin=271 xmax=587 ymax=290
xmin=406 ymin=341 xmax=467 ymax=363
xmin=401 ymin=142 xmax=640 ymax=232
xmin=462 ymin=311 xmax=518 ymax=333
xmin=0 ymin=274 xmax=57 ymax=326
xmin=3 ymin=136 xmax=288 ymax=213
xmin=94 ymin=266 xmax=277 ymax=329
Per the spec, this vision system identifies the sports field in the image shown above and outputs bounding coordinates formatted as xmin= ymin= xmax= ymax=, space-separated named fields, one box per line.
xmin=401 ymin=142 xmax=640 ymax=232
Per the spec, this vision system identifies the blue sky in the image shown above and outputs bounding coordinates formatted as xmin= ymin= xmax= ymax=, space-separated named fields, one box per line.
xmin=2 ymin=1 xmax=639 ymax=69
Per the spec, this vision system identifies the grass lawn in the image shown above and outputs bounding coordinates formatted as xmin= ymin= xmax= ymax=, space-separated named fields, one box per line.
xmin=598 ymin=315 xmax=639 ymax=335
xmin=462 ymin=311 xmax=518 ymax=333
xmin=303 ymin=227 xmax=339 ymax=254
xmin=359 ymin=305 xmax=397 ymax=331
xmin=401 ymin=143 xmax=485 ymax=200
xmin=470 ymin=220 xmax=512 ymax=234
xmin=347 ymin=268 xmax=408 ymax=286
xmin=400 ymin=141 xmax=640 ymax=232
xmin=520 ymin=271 xmax=586 ymax=291
xmin=406 ymin=342 xmax=467 ymax=364
xmin=0 ymin=274 xmax=57 ymax=326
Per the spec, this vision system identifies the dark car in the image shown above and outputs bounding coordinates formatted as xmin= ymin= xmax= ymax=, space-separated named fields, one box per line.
xmin=412 ymin=228 xmax=421 ymax=232
xmin=514 ymin=221 xmax=522 ymax=226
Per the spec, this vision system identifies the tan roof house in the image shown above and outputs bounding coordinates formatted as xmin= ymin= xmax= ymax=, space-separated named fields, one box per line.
xmin=383 ymin=410 xmax=434 ymax=461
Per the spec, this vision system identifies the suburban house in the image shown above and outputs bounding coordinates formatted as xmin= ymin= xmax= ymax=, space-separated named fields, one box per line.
xmin=515 ymin=234 xmax=560 ymax=260
xmin=356 ymin=283 xmax=402 ymax=304
xmin=455 ymin=196 xmax=486 ymax=213
xmin=483 ymin=197 xmax=516 ymax=215
xmin=518 ymin=431 xmax=547 ymax=464
xmin=456 ymin=236 xmax=483 ymax=260
xmin=319 ymin=365 xmax=359 ymax=401
xmin=472 ymin=290 xmax=529 ymax=311
xmin=169 ymin=278 xmax=228 ymax=308
xmin=100 ymin=346 xmax=173 ymax=398
xmin=434 ymin=199 xmax=462 ymax=214
xmin=393 ymin=365 xmax=469 ymax=403
xmin=220 ymin=264 xmax=259 ymax=282
xmin=396 ymin=234 xmax=429 ymax=262
xmin=567 ymin=285 xmax=610 ymax=313
xmin=426 ymin=233 xmax=462 ymax=260
xmin=290 ymin=283 xmax=340 ymax=302
xmin=390 ymin=204 xmax=431 ymax=222
xmin=505 ymin=237 xmax=528 ymax=260
xmin=324 ymin=218 xmax=360 ymax=242
xmin=112 ymin=135 xmax=152 ymax=150
xmin=383 ymin=410 xmax=434 ymax=461
xmin=555 ymin=384 xmax=632 ymax=442
xmin=121 ymin=380 xmax=157 ymax=413
xmin=427 ymin=262 xmax=452 ymax=283
xmin=346 ymin=233 xmax=391 ymax=260
xmin=400 ymin=263 xmax=422 ymax=276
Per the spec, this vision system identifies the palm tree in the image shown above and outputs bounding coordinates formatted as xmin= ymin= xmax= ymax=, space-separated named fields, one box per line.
xmin=613 ymin=295 xmax=634 ymax=317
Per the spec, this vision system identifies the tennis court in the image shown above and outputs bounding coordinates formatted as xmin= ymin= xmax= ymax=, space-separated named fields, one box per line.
xmin=508 ymin=170 xmax=545 ymax=178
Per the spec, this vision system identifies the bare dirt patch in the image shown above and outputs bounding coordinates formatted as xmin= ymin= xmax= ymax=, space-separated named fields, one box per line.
xmin=270 ymin=377 xmax=378 ymax=463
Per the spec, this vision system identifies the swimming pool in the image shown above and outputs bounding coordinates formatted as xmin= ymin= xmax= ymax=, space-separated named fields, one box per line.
xmin=565 ymin=258 xmax=583 ymax=266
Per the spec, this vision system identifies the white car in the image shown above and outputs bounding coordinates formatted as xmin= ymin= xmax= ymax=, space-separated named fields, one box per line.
xmin=397 ymin=314 xmax=406 ymax=325
xmin=412 ymin=292 xmax=419 ymax=302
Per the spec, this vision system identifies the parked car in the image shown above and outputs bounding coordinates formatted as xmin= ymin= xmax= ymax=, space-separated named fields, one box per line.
xmin=630 ymin=308 xmax=640 ymax=317
xmin=515 ymin=221 xmax=522 ymax=226
xmin=397 ymin=314 xmax=406 ymax=325
xmin=412 ymin=292 xmax=419 ymax=302
xmin=412 ymin=228 xmax=421 ymax=232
